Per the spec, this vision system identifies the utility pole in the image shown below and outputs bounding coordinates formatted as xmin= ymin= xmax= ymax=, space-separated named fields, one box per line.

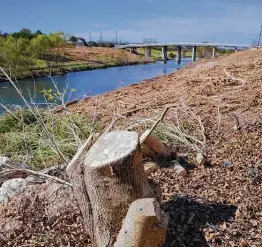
xmin=115 ymin=31 xmax=118 ymax=45
xmin=89 ymin=32 xmax=92 ymax=47
xmin=100 ymin=32 xmax=103 ymax=47
xmin=258 ymin=23 xmax=262 ymax=47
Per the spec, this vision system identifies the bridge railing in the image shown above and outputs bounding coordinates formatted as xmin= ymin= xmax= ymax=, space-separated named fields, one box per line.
xmin=115 ymin=42 xmax=250 ymax=49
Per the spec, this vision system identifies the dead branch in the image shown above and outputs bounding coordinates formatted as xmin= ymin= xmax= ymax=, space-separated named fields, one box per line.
xmin=0 ymin=162 xmax=72 ymax=187
xmin=224 ymin=68 xmax=247 ymax=85
xmin=121 ymin=107 xmax=145 ymax=116
xmin=103 ymin=118 xmax=119 ymax=134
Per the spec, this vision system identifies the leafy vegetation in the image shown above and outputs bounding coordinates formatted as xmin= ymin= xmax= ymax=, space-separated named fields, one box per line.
xmin=0 ymin=109 xmax=96 ymax=169
xmin=0 ymin=32 xmax=68 ymax=79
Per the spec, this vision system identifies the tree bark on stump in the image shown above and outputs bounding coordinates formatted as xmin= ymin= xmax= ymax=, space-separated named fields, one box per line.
xmin=67 ymin=131 xmax=160 ymax=247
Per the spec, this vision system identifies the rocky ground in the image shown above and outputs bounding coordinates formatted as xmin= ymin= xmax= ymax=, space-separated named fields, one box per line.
xmin=0 ymin=49 xmax=261 ymax=246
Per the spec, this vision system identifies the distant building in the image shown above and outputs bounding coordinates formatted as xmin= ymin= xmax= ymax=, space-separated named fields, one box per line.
xmin=66 ymin=41 xmax=75 ymax=45
xmin=76 ymin=40 xmax=84 ymax=47
xmin=66 ymin=39 xmax=84 ymax=47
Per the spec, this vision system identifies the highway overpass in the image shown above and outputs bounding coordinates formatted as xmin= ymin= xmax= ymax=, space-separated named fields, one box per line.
xmin=115 ymin=42 xmax=250 ymax=62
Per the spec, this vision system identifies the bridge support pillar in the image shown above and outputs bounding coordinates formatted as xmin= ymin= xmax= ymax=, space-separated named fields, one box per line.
xmin=129 ymin=47 xmax=137 ymax=54
xmin=161 ymin=46 xmax=168 ymax=61
xmin=176 ymin=46 xmax=182 ymax=64
xmin=212 ymin=47 xmax=216 ymax=58
xmin=192 ymin=46 xmax=197 ymax=62
xmin=234 ymin=47 xmax=238 ymax=52
xmin=145 ymin=47 xmax=151 ymax=60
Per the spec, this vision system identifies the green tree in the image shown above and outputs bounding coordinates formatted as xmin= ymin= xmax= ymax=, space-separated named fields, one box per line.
xmin=30 ymin=32 xmax=67 ymax=75
xmin=0 ymin=36 xmax=36 ymax=78
xmin=0 ymin=32 xmax=66 ymax=79
xmin=12 ymin=28 xmax=33 ymax=40
xmin=34 ymin=30 xmax=43 ymax=36
xmin=169 ymin=52 xmax=175 ymax=59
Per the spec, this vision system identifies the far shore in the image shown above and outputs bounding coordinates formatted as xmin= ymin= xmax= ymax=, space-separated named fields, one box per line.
xmin=0 ymin=60 xmax=155 ymax=83
xmin=0 ymin=57 xmax=191 ymax=83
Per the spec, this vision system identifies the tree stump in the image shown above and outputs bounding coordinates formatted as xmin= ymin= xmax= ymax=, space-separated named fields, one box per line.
xmin=67 ymin=131 xmax=159 ymax=247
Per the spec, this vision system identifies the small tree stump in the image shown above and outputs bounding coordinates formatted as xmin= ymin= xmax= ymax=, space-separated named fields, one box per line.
xmin=67 ymin=131 xmax=156 ymax=247
xmin=114 ymin=198 xmax=168 ymax=247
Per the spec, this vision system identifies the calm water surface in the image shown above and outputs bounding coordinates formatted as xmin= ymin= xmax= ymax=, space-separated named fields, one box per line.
xmin=0 ymin=59 xmax=191 ymax=113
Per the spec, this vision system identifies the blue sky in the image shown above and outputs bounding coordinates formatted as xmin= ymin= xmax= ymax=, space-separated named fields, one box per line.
xmin=1 ymin=0 xmax=262 ymax=44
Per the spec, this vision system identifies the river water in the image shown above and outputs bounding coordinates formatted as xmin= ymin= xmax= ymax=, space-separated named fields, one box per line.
xmin=0 ymin=59 xmax=191 ymax=114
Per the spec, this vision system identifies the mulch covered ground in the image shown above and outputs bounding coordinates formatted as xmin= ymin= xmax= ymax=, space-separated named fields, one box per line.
xmin=0 ymin=49 xmax=261 ymax=246
xmin=69 ymin=48 xmax=262 ymax=246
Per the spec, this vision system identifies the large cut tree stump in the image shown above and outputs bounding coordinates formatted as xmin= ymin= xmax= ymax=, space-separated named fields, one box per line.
xmin=67 ymin=131 xmax=165 ymax=247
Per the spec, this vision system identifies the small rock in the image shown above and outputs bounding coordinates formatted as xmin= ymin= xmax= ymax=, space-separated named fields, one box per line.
xmin=223 ymin=160 xmax=231 ymax=168
xmin=144 ymin=162 xmax=158 ymax=175
xmin=171 ymin=161 xmax=187 ymax=177
xmin=127 ymin=104 xmax=136 ymax=110
xmin=196 ymin=151 xmax=205 ymax=166
xmin=0 ymin=178 xmax=28 ymax=204
xmin=0 ymin=156 xmax=9 ymax=163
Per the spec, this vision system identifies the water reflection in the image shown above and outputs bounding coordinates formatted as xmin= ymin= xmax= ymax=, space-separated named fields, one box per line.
xmin=162 ymin=68 xmax=167 ymax=74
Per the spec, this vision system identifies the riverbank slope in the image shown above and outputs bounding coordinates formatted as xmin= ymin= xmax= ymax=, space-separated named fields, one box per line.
xmin=0 ymin=49 xmax=261 ymax=246
xmin=0 ymin=46 xmax=148 ymax=82
xmin=68 ymin=48 xmax=262 ymax=246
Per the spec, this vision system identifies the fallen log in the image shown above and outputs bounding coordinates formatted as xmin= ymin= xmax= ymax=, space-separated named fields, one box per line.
xmin=67 ymin=131 xmax=163 ymax=247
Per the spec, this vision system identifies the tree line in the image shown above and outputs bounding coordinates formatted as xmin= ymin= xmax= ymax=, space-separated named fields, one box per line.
xmin=0 ymin=28 xmax=43 ymax=40
xmin=0 ymin=31 xmax=68 ymax=79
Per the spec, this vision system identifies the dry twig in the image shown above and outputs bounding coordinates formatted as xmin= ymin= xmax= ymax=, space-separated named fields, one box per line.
xmin=0 ymin=162 xmax=72 ymax=187
xmin=140 ymin=105 xmax=174 ymax=143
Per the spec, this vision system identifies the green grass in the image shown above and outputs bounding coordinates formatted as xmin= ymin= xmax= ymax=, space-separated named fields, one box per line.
xmin=137 ymin=48 xmax=161 ymax=60
xmin=0 ymin=109 xmax=98 ymax=169
xmin=137 ymin=48 xmax=193 ymax=59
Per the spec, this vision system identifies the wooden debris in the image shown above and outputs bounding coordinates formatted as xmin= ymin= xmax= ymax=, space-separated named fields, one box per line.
xmin=196 ymin=151 xmax=205 ymax=166
xmin=114 ymin=198 xmax=168 ymax=247
xmin=142 ymin=130 xmax=170 ymax=156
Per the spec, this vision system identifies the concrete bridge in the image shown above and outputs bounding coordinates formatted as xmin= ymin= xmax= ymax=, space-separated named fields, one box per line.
xmin=115 ymin=42 xmax=250 ymax=63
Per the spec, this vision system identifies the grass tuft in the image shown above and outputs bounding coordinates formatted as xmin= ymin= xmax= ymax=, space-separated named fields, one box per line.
xmin=0 ymin=110 xmax=97 ymax=169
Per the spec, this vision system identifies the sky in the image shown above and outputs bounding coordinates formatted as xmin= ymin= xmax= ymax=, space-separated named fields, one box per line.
xmin=1 ymin=0 xmax=262 ymax=45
